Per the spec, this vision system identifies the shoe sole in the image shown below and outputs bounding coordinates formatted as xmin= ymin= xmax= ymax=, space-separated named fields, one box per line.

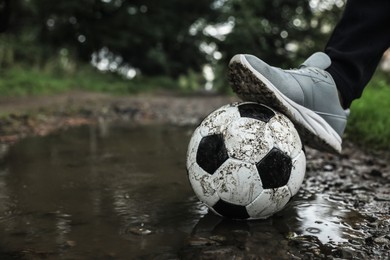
xmin=228 ymin=54 xmax=342 ymax=154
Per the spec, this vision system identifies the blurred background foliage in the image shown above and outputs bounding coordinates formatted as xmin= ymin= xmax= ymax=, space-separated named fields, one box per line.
xmin=0 ymin=0 xmax=356 ymax=94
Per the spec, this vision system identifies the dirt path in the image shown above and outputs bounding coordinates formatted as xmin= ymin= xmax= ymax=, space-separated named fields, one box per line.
xmin=0 ymin=91 xmax=237 ymax=143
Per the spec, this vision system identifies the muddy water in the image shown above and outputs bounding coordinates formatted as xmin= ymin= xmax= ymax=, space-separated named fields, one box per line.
xmin=0 ymin=124 xmax=375 ymax=259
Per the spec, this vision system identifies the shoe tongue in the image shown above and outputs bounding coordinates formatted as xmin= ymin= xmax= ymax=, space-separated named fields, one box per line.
xmin=299 ymin=52 xmax=331 ymax=69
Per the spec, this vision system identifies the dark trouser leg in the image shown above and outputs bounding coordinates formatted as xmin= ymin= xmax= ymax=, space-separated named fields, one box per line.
xmin=325 ymin=0 xmax=390 ymax=108
xmin=0 ymin=0 xmax=10 ymax=32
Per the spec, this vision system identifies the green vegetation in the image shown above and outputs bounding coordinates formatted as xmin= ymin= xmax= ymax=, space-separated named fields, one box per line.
xmin=0 ymin=66 xmax=182 ymax=96
xmin=347 ymin=73 xmax=390 ymax=149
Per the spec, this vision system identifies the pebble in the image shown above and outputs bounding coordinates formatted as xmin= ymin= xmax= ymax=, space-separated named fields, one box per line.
xmin=129 ymin=227 xmax=152 ymax=236
xmin=323 ymin=164 xmax=334 ymax=171
xmin=374 ymin=193 xmax=390 ymax=201
xmin=65 ymin=240 xmax=76 ymax=247
xmin=374 ymin=236 xmax=390 ymax=244
xmin=355 ymin=193 xmax=371 ymax=203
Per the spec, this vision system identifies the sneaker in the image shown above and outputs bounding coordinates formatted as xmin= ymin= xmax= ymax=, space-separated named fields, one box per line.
xmin=228 ymin=52 xmax=349 ymax=154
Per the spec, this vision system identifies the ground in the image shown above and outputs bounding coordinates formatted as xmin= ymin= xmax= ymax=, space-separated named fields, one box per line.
xmin=0 ymin=91 xmax=236 ymax=143
xmin=0 ymin=91 xmax=389 ymax=258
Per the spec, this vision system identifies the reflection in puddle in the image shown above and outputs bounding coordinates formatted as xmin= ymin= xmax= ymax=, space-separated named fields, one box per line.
xmin=287 ymin=194 xmax=365 ymax=244
xmin=0 ymin=123 xmax=369 ymax=258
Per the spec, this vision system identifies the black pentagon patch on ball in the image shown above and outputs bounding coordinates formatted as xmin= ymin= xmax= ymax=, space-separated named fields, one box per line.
xmin=238 ymin=103 xmax=275 ymax=123
xmin=196 ymin=134 xmax=229 ymax=174
xmin=256 ymin=147 xmax=292 ymax=189
xmin=213 ymin=199 xmax=250 ymax=219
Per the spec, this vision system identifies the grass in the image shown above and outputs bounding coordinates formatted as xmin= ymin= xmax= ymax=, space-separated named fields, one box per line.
xmin=0 ymin=66 xmax=179 ymax=96
xmin=346 ymin=73 xmax=390 ymax=149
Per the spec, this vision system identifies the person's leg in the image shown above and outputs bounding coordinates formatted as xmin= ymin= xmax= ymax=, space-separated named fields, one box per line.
xmin=0 ymin=0 xmax=10 ymax=33
xmin=325 ymin=0 xmax=390 ymax=108
xmin=227 ymin=0 xmax=390 ymax=153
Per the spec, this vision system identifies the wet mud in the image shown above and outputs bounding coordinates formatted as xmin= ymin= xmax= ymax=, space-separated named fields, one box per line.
xmin=0 ymin=93 xmax=389 ymax=259
xmin=0 ymin=122 xmax=388 ymax=259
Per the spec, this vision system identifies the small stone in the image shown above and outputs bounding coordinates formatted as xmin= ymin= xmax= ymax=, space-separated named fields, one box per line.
xmin=374 ymin=193 xmax=390 ymax=201
xmin=129 ymin=227 xmax=152 ymax=236
xmin=356 ymin=193 xmax=371 ymax=203
xmin=374 ymin=236 xmax=390 ymax=244
xmin=323 ymin=164 xmax=334 ymax=171
xmin=65 ymin=240 xmax=76 ymax=247
xmin=209 ymin=235 xmax=226 ymax=242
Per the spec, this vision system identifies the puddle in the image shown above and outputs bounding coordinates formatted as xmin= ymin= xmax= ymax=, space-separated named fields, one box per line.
xmin=0 ymin=123 xmax=379 ymax=258
xmin=287 ymin=194 xmax=364 ymax=245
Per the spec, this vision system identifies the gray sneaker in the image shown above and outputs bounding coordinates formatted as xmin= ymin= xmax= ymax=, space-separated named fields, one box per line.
xmin=228 ymin=52 xmax=349 ymax=154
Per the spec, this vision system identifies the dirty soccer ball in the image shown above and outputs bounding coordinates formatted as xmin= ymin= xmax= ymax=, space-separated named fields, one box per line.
xmin=186 ymin=102 xmax=306 ymax=220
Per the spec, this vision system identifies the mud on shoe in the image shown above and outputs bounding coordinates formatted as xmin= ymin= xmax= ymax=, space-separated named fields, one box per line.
xmin=228 ymin=52 xmax=349 ymax=154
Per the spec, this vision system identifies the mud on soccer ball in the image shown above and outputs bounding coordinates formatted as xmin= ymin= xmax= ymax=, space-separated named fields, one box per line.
xmin=186 ymin=102 xmax=306 ymax=220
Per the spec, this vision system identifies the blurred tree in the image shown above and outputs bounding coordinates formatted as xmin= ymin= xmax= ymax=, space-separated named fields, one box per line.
xmin=1 ymin=0 xmax=345 ymax=81
xmin=215 ymin=0 xmax=345 ymax=68
xmin=3 ymin=0 xmax=218 ymax=77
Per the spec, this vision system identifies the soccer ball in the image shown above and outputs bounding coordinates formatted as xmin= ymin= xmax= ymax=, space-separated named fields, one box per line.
xmin=186 ymin=102 xmax=306 ymax=220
